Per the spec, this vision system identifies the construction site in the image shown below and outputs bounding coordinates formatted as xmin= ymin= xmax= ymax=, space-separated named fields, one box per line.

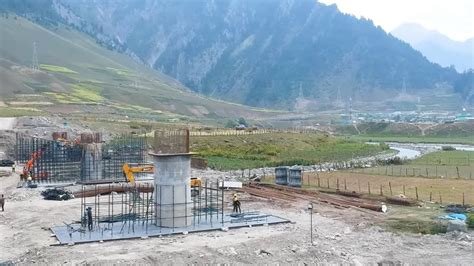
xmin=0 ymin=117 xmax=473 ymax=264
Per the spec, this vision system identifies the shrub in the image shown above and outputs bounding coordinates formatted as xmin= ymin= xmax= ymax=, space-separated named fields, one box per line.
xmin=442 ymin=146 xmax=456 ymax=151
xmin=467 ymin=213 xmax=474 ymax=229
xmin=379 ymin=142 xmax=390 ymax=150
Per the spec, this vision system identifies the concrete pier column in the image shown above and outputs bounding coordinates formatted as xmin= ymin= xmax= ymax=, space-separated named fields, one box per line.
xmin=150 ymin=153 xmax=193 ymax=227
xmin=83 ymin=143 xmax=103 ymax=181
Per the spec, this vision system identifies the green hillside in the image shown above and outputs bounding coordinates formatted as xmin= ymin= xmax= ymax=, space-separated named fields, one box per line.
xmin=0 ymin=15 xmax=280 ymax=121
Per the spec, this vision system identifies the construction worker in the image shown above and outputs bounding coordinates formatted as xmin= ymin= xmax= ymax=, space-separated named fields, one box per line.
xmin=27 ymin=174 xmax=32 ymax=187
xmin=86 ymin=207 xmax=93 ymax=230
xmin=232 ymin=193 xmax=241 ymax=213
xmin=11 ymin=164 xmax=15 ymax=174
xmin=0 ymin=194 xmax=4 ymax=212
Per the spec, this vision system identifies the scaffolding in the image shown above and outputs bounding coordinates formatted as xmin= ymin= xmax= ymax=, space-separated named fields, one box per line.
xmin=15 ymin=132 xmax=82 ymax=182
xmin=15 ymin=132 xmax=147 ymax=184
xmin=98 ymin=133 xmax=148 ymax=183
xmin=79 ymin=180 xmax=225 ymax=234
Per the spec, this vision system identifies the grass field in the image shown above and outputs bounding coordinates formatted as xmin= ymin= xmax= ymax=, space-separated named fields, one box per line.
xmin=190 ymin=133 xmax=387 ymax=170
xmin=0 ymin=15 xmax=286 ymax=121
xmin=40 ymin=64 xmax=78 ymax=74
xmin=347 ymin=135 xmax=474 ymax=145
xmin=410 ymin=150 xmax=474 ymax=166
xmin=354 ymin=151 xmax=474 ymax=179
xmin=0 ymin=107 xmax=44 ymax=117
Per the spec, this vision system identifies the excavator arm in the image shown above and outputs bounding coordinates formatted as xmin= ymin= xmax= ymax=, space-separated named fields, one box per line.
xmin=123 ymin=163 xmax=155 ymax=185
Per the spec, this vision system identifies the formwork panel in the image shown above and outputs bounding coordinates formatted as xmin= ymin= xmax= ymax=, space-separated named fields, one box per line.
xmin=51 ymin=213 xmax=290 ymax=245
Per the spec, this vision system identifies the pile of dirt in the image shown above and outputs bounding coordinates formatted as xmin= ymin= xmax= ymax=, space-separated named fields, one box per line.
xmin=8 ymin=189 xmax=41 ymax=201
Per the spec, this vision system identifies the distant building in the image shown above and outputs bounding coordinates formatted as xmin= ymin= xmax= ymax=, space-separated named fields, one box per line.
xmin=455 ymin=112 xmax=474 ymax=121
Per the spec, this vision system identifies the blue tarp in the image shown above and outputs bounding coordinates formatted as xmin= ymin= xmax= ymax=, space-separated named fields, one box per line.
xmin=440 ymin=213 xmax=467 ymax=221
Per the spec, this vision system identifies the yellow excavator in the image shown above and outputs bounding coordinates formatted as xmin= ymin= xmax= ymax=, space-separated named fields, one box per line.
xmin=123 ymin=163 xmax=155 ymax=185
xmin=123 ymin=163 xmax=202 ymax=193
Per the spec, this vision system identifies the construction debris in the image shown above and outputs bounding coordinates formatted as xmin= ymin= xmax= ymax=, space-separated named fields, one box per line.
xmin=385 ymin=196 xmax=420 ymax=206
xmin=0 ymin=170 xmax=10 ymax=177
xmin=241 ymin=183 xmax=388 ymax=213
xmin=41 ymin=188 xmax=74 ymax=201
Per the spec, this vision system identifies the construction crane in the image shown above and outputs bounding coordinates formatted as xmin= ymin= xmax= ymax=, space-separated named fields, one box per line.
xmin=122 ymin=163 xmax=155 ymax=185
xmin=21 ymin=145 xmax=47 ymax=180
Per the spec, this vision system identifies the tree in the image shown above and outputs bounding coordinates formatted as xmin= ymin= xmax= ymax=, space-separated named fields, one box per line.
xmin=237 ymin=117 xmax=248 ymax=127
xmin=225 ymin=120 xmax=238 ymax=128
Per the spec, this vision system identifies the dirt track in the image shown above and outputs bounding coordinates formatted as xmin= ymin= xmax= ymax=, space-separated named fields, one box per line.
xmin=0 ymin=118 xmax=15 ymax=130
xmin=1 ymin=171 xmax=473 ymax=265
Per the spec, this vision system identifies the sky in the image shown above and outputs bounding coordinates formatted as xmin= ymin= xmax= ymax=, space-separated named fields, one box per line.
xmin=319 ymin=0 xmax=474 ymax=42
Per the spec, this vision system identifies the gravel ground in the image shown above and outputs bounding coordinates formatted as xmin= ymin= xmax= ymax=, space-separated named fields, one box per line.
xmin=0 ymin=171 xmax=472 ymax=265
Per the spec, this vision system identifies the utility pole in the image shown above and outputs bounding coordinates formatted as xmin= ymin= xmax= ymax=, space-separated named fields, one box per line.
xmin=32 ymin=41 xmax=39 ymax=71
xmin=308 ymin=202 xmax=313 ymax=245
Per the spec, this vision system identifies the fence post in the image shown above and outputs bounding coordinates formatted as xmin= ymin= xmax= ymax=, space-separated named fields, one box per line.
xmin=317 ymin=177 xmax=320 ymax=187
xmin=415 ymin=187 xmax=419 ymax=200
xmin=429 ymin=191 xmax=432 ymax=202
xmin=439 ymin=192 xmax=442 ymax=204
xmin=368 ymin=182 xmax=371 ymax=195
xmin=380 ymin=184 xmax=383 ymax=196
xmin=327 ymin=178 xmax=330 ymax=189
xmin=337 ymin=179 xmax=340 ymax=190
xmin=456 ymin=167 xmax=460 ymax=178
xmin=389 ymin=182 xmax=392 ymax=196
xmin=344 ymin=179 xmax=347 ymax=190
xmin=463 ymin=193 xmax=465 ymax=206
xmin=358 ymin=179 xmax=361 ymax=193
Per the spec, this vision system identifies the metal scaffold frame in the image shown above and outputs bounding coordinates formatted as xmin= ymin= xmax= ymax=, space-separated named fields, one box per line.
xmin=15 ymin=132 xmax=147 ymax=184
xmin=79 ymin=180 xmax=225 ymax=234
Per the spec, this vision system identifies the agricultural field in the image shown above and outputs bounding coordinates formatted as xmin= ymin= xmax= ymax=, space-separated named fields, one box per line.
xmin=190 ymin=133 xmax=388 ymax=170
xmin=40 ymin=64 xmax=78 ymax=74
xmin=298 ymin=172 xmax=474 ymax=205
xmin=0 ymin=107 xmax=44 ymax=117
xmin=354 ymin=150 xmax=474 ymax=179
xmin=340 ymin=121 xmax=474 ymax=145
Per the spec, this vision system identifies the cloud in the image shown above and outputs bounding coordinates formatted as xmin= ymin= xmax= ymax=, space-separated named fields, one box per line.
xmin=319 ymin=0 xmax=474 ymax=41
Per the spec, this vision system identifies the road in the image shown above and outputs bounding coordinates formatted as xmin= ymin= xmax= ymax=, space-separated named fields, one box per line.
xmin=0 ymin=118 xmax=16 ymax=130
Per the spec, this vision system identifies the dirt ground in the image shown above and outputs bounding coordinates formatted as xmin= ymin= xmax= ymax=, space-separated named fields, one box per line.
xmin=1 ymin=170 xmax=473 ymax=265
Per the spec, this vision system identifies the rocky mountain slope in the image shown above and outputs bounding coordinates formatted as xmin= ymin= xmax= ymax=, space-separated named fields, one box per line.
xmin=391 ymin=23 xmax=473 ymax=72
xmin=1 ymin=0 xmax=472 ymax=111
xmin=57 ymin=0 xmax=467 ymax=110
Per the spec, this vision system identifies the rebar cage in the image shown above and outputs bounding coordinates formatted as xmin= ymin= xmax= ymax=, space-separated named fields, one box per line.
xmin=15 ymin=132 xmax=147 ymax=183
xmin=79 ymin=180 xmax=225 ymax=234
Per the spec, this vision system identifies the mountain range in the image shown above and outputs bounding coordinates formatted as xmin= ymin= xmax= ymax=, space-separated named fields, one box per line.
xmin=391 ymin=23 xmax=473 ymax=72
xmin=1 ymin=0 xmax=473 ymax=111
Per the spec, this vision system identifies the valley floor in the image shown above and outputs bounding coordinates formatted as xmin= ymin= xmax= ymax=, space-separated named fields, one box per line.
xmin=0 ymin=170 xmax=472 ymax=265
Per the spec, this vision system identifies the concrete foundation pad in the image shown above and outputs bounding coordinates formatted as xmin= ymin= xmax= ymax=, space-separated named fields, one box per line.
xmin=51 ymin=213 xmax=290 ymax=245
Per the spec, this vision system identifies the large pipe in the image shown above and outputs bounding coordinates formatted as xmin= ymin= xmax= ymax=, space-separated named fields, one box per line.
xmin=73 ymin=184 xmax=153 ymax=198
